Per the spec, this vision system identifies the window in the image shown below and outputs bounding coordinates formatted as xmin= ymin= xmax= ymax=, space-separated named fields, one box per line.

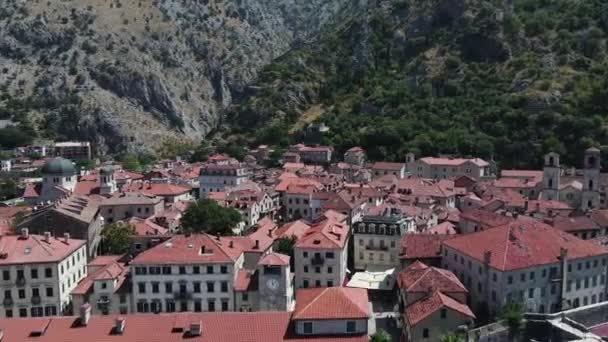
xmin=152 ymin=283 xmax=159 ymax=293
xmin=303 ymin=280 xmax=309 ymax=288
xmin=194 ymin=300 xmax=202 ymax=312
xmin=165 ymin=282 xmax=173 ymax=293
xmin=325 ymin=252 xmax=334 ymax=259
xmin=3 ymin=290 xmax=9 ymax=299
xmin=584 ymin=277 xmax=589 ymax=289
xmin=578 ymin=263 xmax=582 ymax=271
xmin=346 ymin=321 xmax=356 ymax=333
xmin=46 ymin=287 xmax=53 ymax=297
xmin=520 ymin=273 xmax=526 ymax=282
xmin=221 ymin=282 xmax=228 ymax=293
xmin=138 ymin=283 xmax=146 ymax=293
xmin=567 ymin=264 xmax=572 ymax=273
xmin=207 ymin=266 xmax=214 ymax=274
xmin=2 ymin=270 xmax=8 ymax=281
xmin=179 ymin=266 xmax=186 ymax=275
xmin=508 ymin=276 xmax=513 ymax=284
xmin=304 ymin=266 xmax=309 ymax=273
xmin=594 ymin=260 xmax=599 ymax=268
xmin=315 ymin=280 xmax=321 ymax=287
xmin=327 ymin=280 xmax=333 ymax=287
xmin=45 ymin=268 xmax=52 ymax=278
xmin=5 ymin=309 xmax=12 ymax=318
xmin=16 ymin=269 xmax=24 ymax=280
xmin=193 ymin=266 xmax=200 ymax=274
xmin=440 ymin=309 xmax=447 ymax=319
xmin=207 ymin=282 xmax=215 ymax=293
xmin=19 ymin=308 xmax=27 ymax=317
xmin=221 ymin=266 xmax=228 ymax=274
xmin=528 ymin=289 xmax=534 ymax=298
xmin=221 ymin=300 xmax=229 ymax=311
xmin=162 ymin=266 xmax=172 ymax=275
xmin=492 ymin=273 xmax=497 ymax=282
xmin=242 ymin=293 xmax=249 ymax=301
xmin=303 ymin=252 xmax=308 ymax=258
xmin=530 ymin=271 xmax=535 ymax=280
xmin=303 ymin=322 xmax=313 ymax=334
xmin=194 ymin=282 xmax=201 ymax=293
xmin=423 ymin=328 xmax=429 ymax=339
xmin=149 ymin=266 xmax=161 ymax=275
xmin=315 ymin=267 xmax=321 ymax=274
xmin=18 ymin=289 xmax=25 ymax=299
xmin=586 ymin=261 xmax=590 ymax=269
xmin=327 ymin=267 xmax=333 ymax=274
xmin=166 ymin=300 xmax=175 ymax=313
xmin=208 ymin=300 xmax=216 ymax=312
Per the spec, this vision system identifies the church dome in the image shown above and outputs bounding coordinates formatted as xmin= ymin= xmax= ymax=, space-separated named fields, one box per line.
xmin=41 ymin=157 xmax=76 ymax=176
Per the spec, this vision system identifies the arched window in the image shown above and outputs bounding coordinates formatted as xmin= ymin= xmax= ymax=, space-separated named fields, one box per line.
xmin=549 ymin=156 xmax=555 ymax=166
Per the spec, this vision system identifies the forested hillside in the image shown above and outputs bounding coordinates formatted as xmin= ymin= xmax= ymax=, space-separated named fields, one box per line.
xmin=226 ymin=0 xmax=608 ymax=168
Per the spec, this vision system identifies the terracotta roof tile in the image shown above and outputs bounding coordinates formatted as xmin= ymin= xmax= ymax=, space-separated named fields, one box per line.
xmin=443 ymin=218 xmax=608 ymax=271
xmin=405 ymin=291 xmax=475 ymax=326
xmin=0 ymin=234 xmax=85 ymax=265
xmin=293 ymin=287 xmax=370 ymax=320
xmin=398 ymin=265 xmax=467 ymax=294
xmin=400 ymin=234 xmax=452 ymax=260
xmin=0 ymin=312 xmax=369 ymax=342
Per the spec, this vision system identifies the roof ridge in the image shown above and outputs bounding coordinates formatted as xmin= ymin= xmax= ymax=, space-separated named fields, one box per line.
xmin=31 ymin=235 xmax=55 ymax=257
xmin=406 ymin=267 xmax=431 ymax=290
xmin=295 ymin=288 xmax=330 ymax=319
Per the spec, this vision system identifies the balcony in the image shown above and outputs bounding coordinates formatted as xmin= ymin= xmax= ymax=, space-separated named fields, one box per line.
xmin=3 ymin=298 xmax=12 ymax=306
xmin=173 ymin=291 xmax=193 ymax=301
xmin=365 ymin=245 xmax=389 ymax=251
xmin=15 ymin=277 xmax=25 ymax=287
xmin=31 ymin=296 xmax=41 ymax=305
xmin=310 ymin=256 xmax=325 ymax=266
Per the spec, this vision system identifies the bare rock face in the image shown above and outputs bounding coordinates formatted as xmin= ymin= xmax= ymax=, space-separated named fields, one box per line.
xmin=0 ymin=0 xmax=356 ymax=154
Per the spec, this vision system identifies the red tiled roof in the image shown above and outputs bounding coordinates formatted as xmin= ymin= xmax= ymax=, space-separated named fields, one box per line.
xmin=0 ymin=234 xmax=85 ymax=265
xmin=371 ymin=162 xmax=405 ymax=171
xmin=460 ymin=208 xmax=514 ymax=229
xmin=346 ymin=146 xmax=364 ymax=153
xmin=591 ymin=210 xmax=608 ymax=227
xmin=500 ymin=170 xmax=543 ymax=181
xmin=234 ymin=269 xmax=257 ymax=292
xmin=122 ymin=182 xmax=191 ymax=197
xmin=293 ymin=287 xmax=369 ymax=320
xmin=398 ymin=264 xmax=467 ymax=294
xmin=407 ymin=260 xmax=430 ymax=271
xmin=552 ymin=216 xmax=601 ymax=233
xmin=400 ymin=234 xmax=452 ymax=260
xmin=296 ymin=215 xmax=349 ymax=250
xmin=73 ymin=179 xmax=100 ymax=196
xmin=275 ymin=220 xmax=312 ymax=240
xmin=258 ymin=252 xmax=290 ymax=266
xmin=405 ymin=291 xmax=475 ymax=326
xmin=22 ymin=183 xmax=40 ymax=198
xmin=426 ymin=222 xmax=457 ymax=235
xmin=127 ymin=217 xmax=169 ymax=236
xmin=131 ymin=234 xmax=236 ymax=265
xmin=419 ymin=157 xmax=489 ymax=167
xmin=443 ymin=218 xmax=608 ymax=271
xmin=0 ymin=312 xmax=369 ymax=342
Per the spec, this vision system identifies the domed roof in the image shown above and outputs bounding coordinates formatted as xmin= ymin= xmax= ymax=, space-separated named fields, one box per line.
xmin=41 ymin=157 xmax=76 ymax=176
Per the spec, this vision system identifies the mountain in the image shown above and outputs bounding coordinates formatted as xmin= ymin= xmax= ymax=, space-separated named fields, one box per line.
xmin=226 ymin=0 xmax=608 ymax=168
xmin=0 ymin=0 xmax=360 ymax=154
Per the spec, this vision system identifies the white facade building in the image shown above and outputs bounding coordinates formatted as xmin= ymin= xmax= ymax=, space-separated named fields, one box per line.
xmin=0 ymin=229 xmax=87 ymax=318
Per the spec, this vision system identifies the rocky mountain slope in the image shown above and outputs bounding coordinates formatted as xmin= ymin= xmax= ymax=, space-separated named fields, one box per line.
xmin=227 ymin=0 xmax=608 ymax=168
xmin=0 ymin=0 xmax=361 ymax=154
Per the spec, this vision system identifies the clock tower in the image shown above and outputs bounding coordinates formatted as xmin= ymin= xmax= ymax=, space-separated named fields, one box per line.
xmin=257 ymin=253 xmax=294 ymax=311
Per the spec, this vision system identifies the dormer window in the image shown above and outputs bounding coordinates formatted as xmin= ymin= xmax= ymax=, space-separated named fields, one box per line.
xmin=303 ymin=322 xmax=313 ymax=334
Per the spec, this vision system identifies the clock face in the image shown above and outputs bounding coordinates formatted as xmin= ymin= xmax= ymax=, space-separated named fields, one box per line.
xmin=266 ymin=278 xmax=280 ymax=291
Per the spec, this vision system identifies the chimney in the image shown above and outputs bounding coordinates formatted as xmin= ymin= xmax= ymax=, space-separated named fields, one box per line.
xmin=200 ymin=246 xmax=206 ymax=254
xmin=267 ymin=229 xmax=272 ymax=237
xmin=229 ymin=241 xmax=234 ymax=248
xmin=189 ymin=321 xmax=202 ymax=336
xmin=63 ymin=233 xmax=70 ymax=244
xmin=215 ymin=234 xmax=220 ymax=241
xmin=20 ymin=228 xmax=29 ymax=239
xmin=254 ymin=240 xmax=259 ymax=249
xmin=43 ymin=232 xmax=51 ymax=243
xmin=560 ymin=247 xmax=568 ymax=260
xmin=524 ymin=200 xmax=529 ymax=211
xmin=80 ymin=303 xmax=91 ymax=326
xmin=536 ymin=202 xmax=540 ymax=212
xmin=115 ymin=317 xmax=126 ymax=334
xmin=484 ymin=250 xmax=492 ymax=265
